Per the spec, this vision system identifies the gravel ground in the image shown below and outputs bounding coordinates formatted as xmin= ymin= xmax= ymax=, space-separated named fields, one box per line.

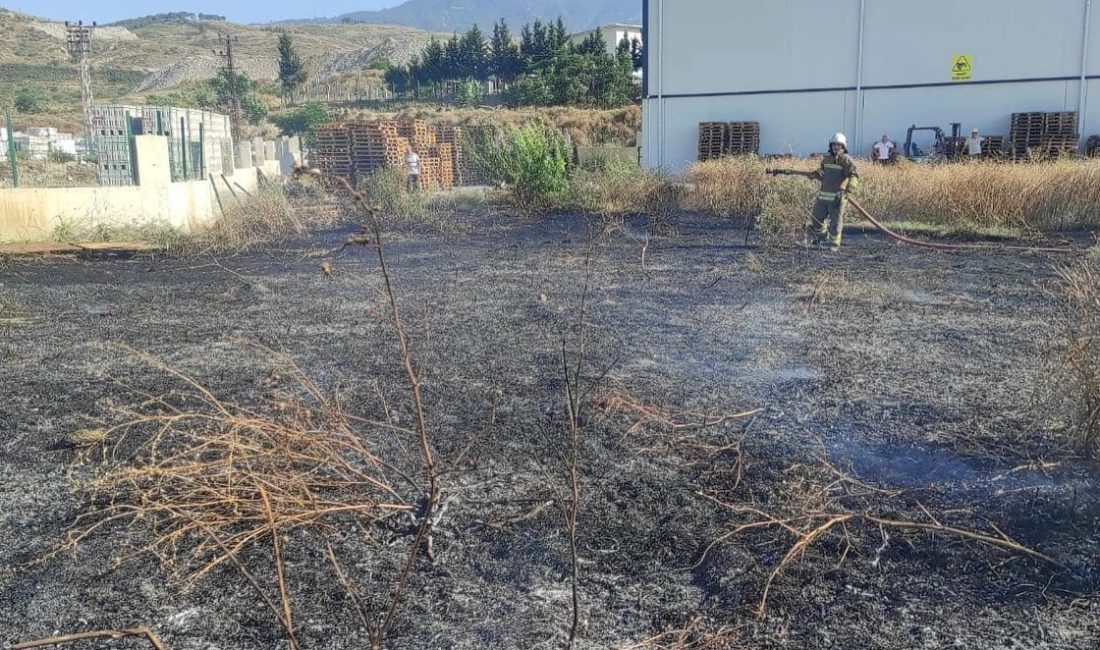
xmin=1 ymin=213 xmax=1097 ymax=649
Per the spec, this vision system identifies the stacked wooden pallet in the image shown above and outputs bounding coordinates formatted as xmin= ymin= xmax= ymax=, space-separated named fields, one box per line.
xmin=1009 ymin=112 xmax=1046 ymax=157
xmin=1086 ymin=135 xmax=1100 ymax=157
xmin=311 ymin=119 xmax=473 ymax=188
xmin=313 ymin=123 xmax=354 ymax=180
xmin=1041 ymin=111 xmax=1079 ymax=157
xmin=980 ymin=135 xmax=1006 ymax=159
xmin=435 ymin=143 xmax=456 ymax=188
xmin=697 ymin=123 xmax=727 ymax=161
xmin=398 ymin=120 xmax=437 ymax=152
xmin=727 ymin=122 xmax=761 ymax=155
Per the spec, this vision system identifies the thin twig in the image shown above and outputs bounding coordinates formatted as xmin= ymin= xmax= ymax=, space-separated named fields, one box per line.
xmin=13 ymin=628 xmax=168 ymax=650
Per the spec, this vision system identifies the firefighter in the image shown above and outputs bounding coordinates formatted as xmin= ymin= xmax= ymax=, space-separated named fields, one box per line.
xmin=807 ymin=133 xmax=860 ymax=250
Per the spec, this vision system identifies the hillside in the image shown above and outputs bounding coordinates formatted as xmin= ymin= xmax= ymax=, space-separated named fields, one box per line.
xmin=0 ymin=8 xmax=438 ymax=131
xmin=334 ymin=0 xmax=642 ymax=32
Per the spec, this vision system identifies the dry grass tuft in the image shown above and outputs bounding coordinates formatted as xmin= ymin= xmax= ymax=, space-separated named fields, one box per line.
xmin=569 ymin=161 xmax=683 ymax=220
xmin=199 ymin=184 xmax=333 ymax=252
xmin=686 ymin=156 xmax=769 ymax=218
xmin=1054 ymin=261 xmax=1100 ymax=457
xmin=699 ymin=452 xmax=1064 ymax=618
xmin=618 ymin=618 xmax=748 ymax=650
xmin=56 ymin=345 xmax=413 ymax=645
xmin=68 ymin=428 xmax=108 ymax=448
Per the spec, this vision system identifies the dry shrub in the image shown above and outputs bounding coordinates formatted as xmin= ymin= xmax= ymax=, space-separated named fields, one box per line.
xmin=569 ymin=160 xmax=682 ymax=220
xmin=63 ymin=348 xmax=405 ymax=579
xmin=1054 ymin=261 xmax=1100 ymax=457
xmin=700 ymin=453 xmax=1063 ymax=618
xmin=686 ymin=156 xmax=769 ymax=217
xmin=57 ymin=346 xmax=421 ymax=646
xmin=198 ymin=182 xmax=347 ymax=252
xmin=756 ymin=173 xmax=814 ymax=244
xmin=357 ymin=167 xmax=431 ymax=227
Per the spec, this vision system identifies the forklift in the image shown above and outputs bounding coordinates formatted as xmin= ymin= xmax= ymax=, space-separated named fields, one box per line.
xmin=903 ymin=122 xmax=963 ymax=161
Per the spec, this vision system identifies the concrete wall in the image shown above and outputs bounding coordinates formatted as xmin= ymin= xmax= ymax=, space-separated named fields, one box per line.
xmin=643 ymin=0 xmax=1100 ymax=170
xmin=0 ymin=135 xmax=281 ymax=243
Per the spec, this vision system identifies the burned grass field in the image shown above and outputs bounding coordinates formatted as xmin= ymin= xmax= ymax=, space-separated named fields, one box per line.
xmin=0 ymin=214 xmax=1098 ymax=649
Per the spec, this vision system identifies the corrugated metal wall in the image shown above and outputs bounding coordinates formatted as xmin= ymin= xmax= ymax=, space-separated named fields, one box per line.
xmin=643 ymin=0 xmax=1100 ymax=169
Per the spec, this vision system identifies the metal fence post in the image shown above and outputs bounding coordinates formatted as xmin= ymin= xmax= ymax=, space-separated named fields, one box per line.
xmin=5 ymin=110 xmax=18 ymax=188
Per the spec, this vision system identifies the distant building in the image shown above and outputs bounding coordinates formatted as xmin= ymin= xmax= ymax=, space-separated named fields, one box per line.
xmin=643 ymin=0 xmax=1100 ymax=170
xmin=571 ymin=23 xmax=642 ymax=53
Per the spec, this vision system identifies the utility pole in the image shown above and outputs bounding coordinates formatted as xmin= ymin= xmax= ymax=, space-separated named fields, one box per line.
xmin=65 ymin=21 xmax=96 ymax=158
xmin=213 ymin=34 xmax=244 ymax=143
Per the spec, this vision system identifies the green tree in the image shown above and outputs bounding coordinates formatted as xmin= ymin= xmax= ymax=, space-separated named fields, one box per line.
xmin=210 ymin=70 xmax=267 ymax=124
xmin=385 ymin=64 xmax=412 ymax=96
xmin=14 ymin=87 xmax=45 ymax=114
xmin=550 ymin=17 xmax=571 ymax=56
xmin=272 ymin=102 xmax=329 ymax=136
xmin=502 ymin=75 xmax=553 ymax=107
xmin=630 ymin=37 xmax=644 ymax=71
xmin=277 ymin=32 xmax=307 ymax=103
xmin=490 ymin=19 xmax=523 ymax=84
xmin=460 ymin=25 xmax=489 ymax=81
xmin=456 ymin=78 xmax=483 ymax=107
xmin=520 ymin=19 xmax=552 ymax=68
xmin=420 ymin=37 xmax=447 ymax=90
xmin=576 ymin=32 xmax=606 ymax=57
xmin=443 ymin=34 xmax=462 ymax=81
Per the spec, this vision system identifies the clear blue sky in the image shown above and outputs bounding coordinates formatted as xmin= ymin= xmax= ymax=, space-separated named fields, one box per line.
xmin=0 ymin=1 xmax=405 ymax=23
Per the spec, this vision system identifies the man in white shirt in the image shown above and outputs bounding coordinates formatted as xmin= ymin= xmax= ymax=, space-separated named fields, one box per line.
xmin=964 ymin=128 xmax=983 ymax=158
xmin=872 ymin=134 xmax=895 ymax=164
xmin=404 ymin=147 xmax=421 ymax=192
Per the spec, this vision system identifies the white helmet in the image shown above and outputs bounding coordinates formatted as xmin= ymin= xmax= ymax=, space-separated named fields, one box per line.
xmin=830 ymin=132 xmax=848 ymax=147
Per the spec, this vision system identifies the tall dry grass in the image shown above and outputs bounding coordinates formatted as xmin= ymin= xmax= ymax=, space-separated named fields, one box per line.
xmin=1054 ymin=261 xmax=1100 ymax=458
xmin=686 ymin=156 xmax=770 ymax=218
xmin=685 ymin=157 xmax=1100 ymax=238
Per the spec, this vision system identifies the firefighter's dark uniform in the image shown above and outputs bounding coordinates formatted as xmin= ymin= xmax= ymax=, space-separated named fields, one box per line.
xmin=808 ymin=152 xmax=859 ymax=247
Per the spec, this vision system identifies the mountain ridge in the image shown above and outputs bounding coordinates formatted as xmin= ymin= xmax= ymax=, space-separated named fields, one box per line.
xmin=332 ymin=0 xmax=642 ymax=32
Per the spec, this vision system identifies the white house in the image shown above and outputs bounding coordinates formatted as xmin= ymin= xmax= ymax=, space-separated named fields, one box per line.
xmin=571 ymin=23 xmax=642 ymax=53
xmin=642 ymin=0 xmax=1100 ymax=171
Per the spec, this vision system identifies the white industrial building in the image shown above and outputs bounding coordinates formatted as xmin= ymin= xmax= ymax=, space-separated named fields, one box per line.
xmin=642 ymin=0 xmax=1100 ymax=170
xmin=571 ymin=23 xmax=642 ymax=53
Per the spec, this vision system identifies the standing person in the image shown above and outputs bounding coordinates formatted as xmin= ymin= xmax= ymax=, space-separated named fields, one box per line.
xmin=807 ymin=133 xmax=860 ymax=250
xmin=964 ymin=128 xmax=984 ymax=158
xmin=404 ymin=146 xmax=421 ymax=192
xmin=872 ymin=134 xmax=895 ymax=164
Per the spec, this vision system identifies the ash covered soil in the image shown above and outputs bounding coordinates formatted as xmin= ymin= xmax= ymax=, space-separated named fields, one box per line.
xmin=1 ymin=213 xmax=1098 ymax=649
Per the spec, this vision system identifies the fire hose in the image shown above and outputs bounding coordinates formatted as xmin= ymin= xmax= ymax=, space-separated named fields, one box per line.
xmin=765 ymin=168 xmax=1075 ymax=254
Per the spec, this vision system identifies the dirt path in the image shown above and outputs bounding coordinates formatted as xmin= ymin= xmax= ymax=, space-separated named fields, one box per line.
xmin=1 ymin=214 xmax=1097 ymax=649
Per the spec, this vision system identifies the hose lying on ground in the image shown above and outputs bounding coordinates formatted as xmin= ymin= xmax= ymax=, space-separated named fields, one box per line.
xmin=845 ymin=195 xmax=1075 ymax=254
xmin=764 ymin=168 xmax=1075 ymax=254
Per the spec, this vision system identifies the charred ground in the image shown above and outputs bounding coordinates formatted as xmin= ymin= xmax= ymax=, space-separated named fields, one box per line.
xmin=1 ymin=214 xmax=1097 ymax=649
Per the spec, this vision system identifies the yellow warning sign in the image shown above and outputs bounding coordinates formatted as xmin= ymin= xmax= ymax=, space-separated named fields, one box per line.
xmin=951 ymin=54 xmax=973 ymax=81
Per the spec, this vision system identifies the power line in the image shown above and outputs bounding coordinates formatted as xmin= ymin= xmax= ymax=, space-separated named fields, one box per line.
xmin=213 ymin=34 xmax=244 ymax=143
xmin=65 ymin=20 xmax=96 ymax=157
